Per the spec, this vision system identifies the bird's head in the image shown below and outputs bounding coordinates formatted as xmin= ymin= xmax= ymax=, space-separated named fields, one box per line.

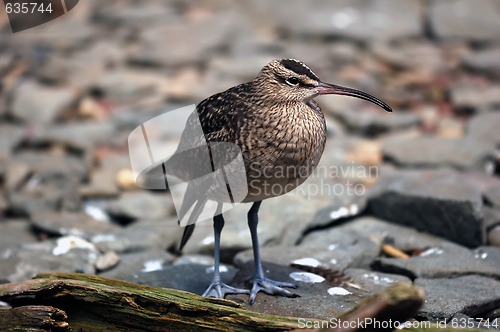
xmin=255 ymin=59 xmax=392 ymax=112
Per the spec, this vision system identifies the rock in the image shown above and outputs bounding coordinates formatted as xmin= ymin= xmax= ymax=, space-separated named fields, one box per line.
xmin=229 ymin=262 xmax=369 ymax=319
xmin=450 ymin=84 xmax=500 ymax=110
xmin=371 ymin=41 xmax=445 ymax=71
xmin=0 ymin=219 xmax=37 ymax=252
xmin=462 ymin=46 xmax=500 ymax=72
xmin=234 ymin=245 xmax=356 ymax=271
xmin=415 ymin=275 xmax=500 ymax=321
xmin=374 ymin=242 xmax=500 ymax=279
xmin=15 ymin=151 xmax=89 ymax=182
xmin=129 ymin=18 xmax=233 ymax=67
xmin=30 ymin=211 xmax=120 ymax=238
xmin=254 ymin=0 xmax=421 ymax=41
xmin=4 ymin=161 xmax=30 ymax=191
xmin=123 ymin=264 xmax=238 ymax=297
xmin=1 ymin=237 xmax=98 ymax=283
xmin=429 ymin=0 xmax=500 ymax=41
xmin=368 ymin=169 xmax=486 ymax=247
xmin=302 ymin=216 xmax=449 ymax=253
xmin=474 ymin=246 xmax=500 ymax=267
xmin=488 ymin=225 xmax=500 ymax=246
xmin=320 ymin=97 xmax=419 ymax=135
xmin=10 ymin=81 xmax=77 ymax=124
xmin=105 ymin=192 xmax=174 ymax=221
xmin=36 ymin=122 xmax=117 ymax=151
xmin=91 ymin=219 xmax=181 ymax=253
xmin=300 ymin=232 xmax=380 ymax=269
xmin=99 ymin=249 xmax=174 ymax=280
xmin=95 ymin=251 xmax=120 ymax=272
xmin=382 ymin=136 xmax=495 ymax=171
xmin=485 ymin=186 xmax=500 ymax=207
xmin=344 ymin=268 xmax=411 ymax=294
xmin=0 ymin=125 xmax=24 ymax=159
xmin=467 ymin=112 xmax=500 ymax=146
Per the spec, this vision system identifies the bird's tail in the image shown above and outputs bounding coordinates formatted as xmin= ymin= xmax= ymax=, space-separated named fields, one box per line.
xmin=177 ymin=189 xmax=208 ymax=252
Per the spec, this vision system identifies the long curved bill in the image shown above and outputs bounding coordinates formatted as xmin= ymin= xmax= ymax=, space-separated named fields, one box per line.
xmin=315 ymin=82 xmax=392 ymax=112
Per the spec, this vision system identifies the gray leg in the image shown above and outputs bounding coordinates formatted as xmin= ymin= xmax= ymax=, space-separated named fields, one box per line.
xmin=203 ymin=205 xmax=249 ymax=298
xmin=246 ymin=201 xmax=298 ymax=304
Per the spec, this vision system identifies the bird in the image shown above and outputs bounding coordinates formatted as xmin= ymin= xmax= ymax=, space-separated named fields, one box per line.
xmin=168 ymin=59 xmax=392 ymax=304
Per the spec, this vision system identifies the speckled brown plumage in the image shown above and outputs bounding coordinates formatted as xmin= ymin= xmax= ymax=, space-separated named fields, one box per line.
xmin=168 ymin=59 xmax=391 ymax=304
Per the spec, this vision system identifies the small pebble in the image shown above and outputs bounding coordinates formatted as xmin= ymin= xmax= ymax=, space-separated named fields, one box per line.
xmin=96 ymin=251 xmax=120 ymax=271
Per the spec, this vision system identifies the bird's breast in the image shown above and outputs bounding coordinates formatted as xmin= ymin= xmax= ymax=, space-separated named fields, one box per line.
xmin=240 ymin=102 xmax=327 ymax=201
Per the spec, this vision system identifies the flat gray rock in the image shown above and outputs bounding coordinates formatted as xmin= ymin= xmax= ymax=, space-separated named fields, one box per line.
xmin=374 ymin=242 xmax=500 ymax=279
xmin=10 ymin=81 xmax=77 ymax=124
xmin=467 ymin=112 xmax=500 ymax=146
xmin=382 ymin=136 xmax=495 ymax=171
xmin=105 ymin=191 xmax=174 ymax=221
xmin=234 ymin=245 xmax=362 ymax=271
xmin=415 ymin=275 xmax=500 ymax=321
xmin=254 ymin=0 xmax=421 ymax=41
xmin=91 ymin=218 xmax=182 ymax=253
xmin=368 ymin=169 xmax=485 ymax=247
xmin=99 ymin=249 xmax=174 ymax=280
xmin=429 ymin=0 xmax=500 ymax=41
xmin=30 ymin=211 xmax=120 ymax=238
xmin=301 ymin=216 xmax=449 ymax=253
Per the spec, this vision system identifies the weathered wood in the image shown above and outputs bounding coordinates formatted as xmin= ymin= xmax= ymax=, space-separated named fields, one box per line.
xmin=0 ymin=273 xmax=304 ymax=331
xmin=0 ymin=305 xmax=70 ymax=331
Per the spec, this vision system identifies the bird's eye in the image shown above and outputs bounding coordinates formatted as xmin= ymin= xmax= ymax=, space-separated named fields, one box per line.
xmin=285 ymin=77 xmax=300 ymax=86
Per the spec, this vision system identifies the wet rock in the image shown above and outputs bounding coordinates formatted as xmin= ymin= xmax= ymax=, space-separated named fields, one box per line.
xmin=174 ymin=254 xmax=214 ymax=266
xmin=91 ymin=219 xmax=181 ymax=253
xmin=30 ymin=211 xmax=120 ymax=238
xmin=429 ymin=0 xmax=500 ymax=41
xmin=125 ymin=264 xmax=238 ymax=296
xmin=462 ymin=46 xmax=500 ymax=72
xmin=415 ymin=275 xmax=500 ymax=321
xmin=474 ymin=246 xmax=500 ymax=267
xmin=10 ymin=81 xmax=77 ymax=124
xmin=99 ymin=249 xmax=174 ymax=280
xmin=234 ymin=245 xmax=355 ymax=271
xmin=467 ymin=112 xmax=500 ymax=146
xmin=302 ymin=216 xmax=449 ymax=253
xmin=374 ymin=242 xmax=500 ymax=279
xmin=368 ymin=169 xmax=485 ymax=247
xmin=254 ymin=0 xmax=421 ymax=41
xmin=382 ymin=136 xmax=494 ymax=171
xmin=344 ymin=268 xmax=411 ymax=294
xmin=95 ymin=251 xmax=120 ymax=272
xmin=450 ymin=84 xmax=500 ymax=110
xmin=229 ymin=261 xmax=364 ymax=319
xmin=105 ymin=192 xmax=174 ymax=221
xmin=299 ymin=230 xmax=380 ymax=269
xmin=0 ymin=219 xmax=37 ymax=252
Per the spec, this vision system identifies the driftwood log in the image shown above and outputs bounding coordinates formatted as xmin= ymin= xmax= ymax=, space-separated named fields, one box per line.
xmin=0 ymin=273 xmax=486 ymax=331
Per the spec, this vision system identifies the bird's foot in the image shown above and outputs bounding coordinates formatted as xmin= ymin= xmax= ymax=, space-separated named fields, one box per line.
xmin=202 ymin=281 xmax=250 ymax=299
xmin=245 ymin=276 xmax=299 ymax=304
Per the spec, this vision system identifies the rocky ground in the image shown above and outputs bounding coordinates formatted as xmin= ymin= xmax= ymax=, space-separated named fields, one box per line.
xmin=0 ymin=0 xmax=499 ymax=329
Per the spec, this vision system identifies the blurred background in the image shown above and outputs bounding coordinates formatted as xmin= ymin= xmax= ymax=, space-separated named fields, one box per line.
xmin=0 ymin=0 xmax=499 ymax=322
